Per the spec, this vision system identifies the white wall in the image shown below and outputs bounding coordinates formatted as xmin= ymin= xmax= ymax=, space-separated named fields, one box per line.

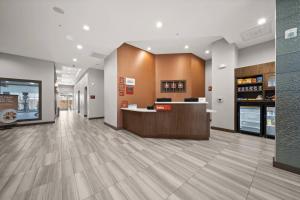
xmin=211 ymin=39 xmax=237 ymax=130
xmin=103 ymin=50 xmax=118 ymax=127
xmin=0 ymin=52 xmax=55 ymax=123
xmin=88 ymin=68 xmax=104 ymax=119
xmin=238 ymin=40 xmax=275 ymax=67
xmin=205 ymin=60 xmax=212 ymax=109
xmin=74 ymin=68 xmax=104 ymax=119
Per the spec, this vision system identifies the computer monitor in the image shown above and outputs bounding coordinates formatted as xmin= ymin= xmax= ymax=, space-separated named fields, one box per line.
xmin=156 ymin=98 xmax=172 ymax=102
xmin=184 ymin=97 xmax=199 ymax=102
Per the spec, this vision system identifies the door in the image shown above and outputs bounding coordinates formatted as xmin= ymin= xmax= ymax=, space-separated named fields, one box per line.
xmin=77 ymin=91 xmax=80 ymax=113
xmin=238 ymin=105 xmax=262 ymax=135
xmin=266 ymin=106 xmax=276 ymax=137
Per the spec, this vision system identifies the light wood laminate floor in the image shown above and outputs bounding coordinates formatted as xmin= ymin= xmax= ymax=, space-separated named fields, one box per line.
xmin=0 ymin=111 xmax=300 ymax=200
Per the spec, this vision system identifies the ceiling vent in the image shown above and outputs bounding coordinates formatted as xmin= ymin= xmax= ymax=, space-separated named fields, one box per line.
xmin=240 ymin=23 xmax=272 ymax=41
xmin=90 ymin=52 xmax=106 ymax=59
xmin=52 ymin=6 xmax=64 ymax=14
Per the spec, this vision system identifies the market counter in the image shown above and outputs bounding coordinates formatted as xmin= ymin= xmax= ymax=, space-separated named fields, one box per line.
xmin=121 ymin=102 xmax=210 ymax=140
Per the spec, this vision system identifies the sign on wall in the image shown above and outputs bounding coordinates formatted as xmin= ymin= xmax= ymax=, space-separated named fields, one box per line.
xmin=161 ymin=80 xmax=186 ymax=93
xmin=125 ymin=77 xmax=135 ymax=86
xmin=119 ymin=77 xmax=125 ymax=96
xmin=126 ymin=85 xmax=134 ymax=95
xmin=0 ymin=94 xmax=18 ymax=125
xmin=121 ymin=100 xmax=128 ymax=108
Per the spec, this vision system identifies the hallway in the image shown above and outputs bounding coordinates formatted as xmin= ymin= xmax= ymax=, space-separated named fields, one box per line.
xmin=0 ymin=111 xmax=299 ymax=200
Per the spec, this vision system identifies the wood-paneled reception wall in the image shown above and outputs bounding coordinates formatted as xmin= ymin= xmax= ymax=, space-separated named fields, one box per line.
xmin=117 ymin=44 xmax=155 ymax=128
xmin=155 ymin=54 xmax=205 ymax=101
xmin=116 ymin=43 xmax=206 ymax=128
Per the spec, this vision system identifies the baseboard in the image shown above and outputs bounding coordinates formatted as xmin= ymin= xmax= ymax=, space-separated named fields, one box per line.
xmin=211 ymin=126 xmax=236 ymax=133
xmin=16 ymin=121 xmax=55 ymax=127
xmin=88 ymin=116 xmax=104 ymax=120
xmin=273 ymin=157 xmax=300 ymax=175
xmin=104 ymin=122 xmax=121 ymax=130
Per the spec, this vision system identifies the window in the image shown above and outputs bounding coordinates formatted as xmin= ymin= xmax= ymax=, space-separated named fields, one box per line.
xmin=0 ymin=78 xmax=41 ymax=121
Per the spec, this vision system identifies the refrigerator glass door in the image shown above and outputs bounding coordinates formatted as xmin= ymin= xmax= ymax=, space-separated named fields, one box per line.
xmin=266 ymin=107 xmax=276 ymax=136
xmin=240 ymin=106 xmax=261 ymax=134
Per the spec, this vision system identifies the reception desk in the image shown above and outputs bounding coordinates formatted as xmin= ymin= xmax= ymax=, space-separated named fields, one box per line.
xmin=121 ymin=102 xmax=210 ymax=140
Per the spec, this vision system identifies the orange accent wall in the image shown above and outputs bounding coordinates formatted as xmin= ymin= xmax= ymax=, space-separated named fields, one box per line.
xmin=155 ymin=54 xmax=205 ymax=101
xmin=117 ymin=44 xmax=156 ymax=128
xmin=191 ymin=54 xmax=205 ymax=97
xmin=117 ymin=44 xmax=205 ymax=128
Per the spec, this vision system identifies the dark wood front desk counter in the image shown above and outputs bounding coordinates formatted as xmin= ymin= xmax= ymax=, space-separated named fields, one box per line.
xmin=121 ymin=102 xmax=211 ymax=140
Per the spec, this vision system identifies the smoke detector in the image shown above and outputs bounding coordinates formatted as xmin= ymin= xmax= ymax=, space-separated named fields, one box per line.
xmin=90 ymin=52 xmax=106 ymax=59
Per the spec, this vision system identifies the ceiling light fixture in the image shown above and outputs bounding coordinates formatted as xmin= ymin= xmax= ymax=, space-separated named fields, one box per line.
xmin=147 ymin=47 xmax=151 ymax=51
xmin=205 ymin=50 xmax=210 ymax=54
xmin=76 ymin=44 xmax=83 ymax=50
xmin=73 ymin=58 xmax=77 ymax=62
xmin=184 ymin=45 xmax=189 ymax=49
xmin=156 ymin=21 xmax=163 ymax=29
xmin=83 ymin=25 xmax=90 ymax=31
xmin=257 ymin=18 xmax=267 ymax=25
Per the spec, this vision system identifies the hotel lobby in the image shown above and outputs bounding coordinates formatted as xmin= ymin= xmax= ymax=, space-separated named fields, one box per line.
xmin=0 ymin=0 xmax=300 ymax=200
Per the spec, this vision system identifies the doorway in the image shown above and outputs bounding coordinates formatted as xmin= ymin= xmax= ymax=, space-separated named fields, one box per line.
xmin=84 ymin=87 xmax=87 ymax=117
xmin=77 ymin=90 xmax=80 ymax=113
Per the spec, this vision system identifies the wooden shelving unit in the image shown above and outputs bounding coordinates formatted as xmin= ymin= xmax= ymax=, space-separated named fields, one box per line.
xmin=234 ymin=62 xmax=276 ymax=137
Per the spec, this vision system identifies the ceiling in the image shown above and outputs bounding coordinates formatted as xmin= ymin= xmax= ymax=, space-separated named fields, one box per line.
xmin=56 ymin=64 xmax=82 ymax=85
xmin=0 ymin=0 xmax=275 ymax=84
xmin=128 ymin=36 xmax=222 ymax=60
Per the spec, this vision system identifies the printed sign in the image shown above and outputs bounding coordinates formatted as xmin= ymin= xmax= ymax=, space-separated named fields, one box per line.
xmin=0 ymin=95 xmax=18 ymax=125
xmin=155 ymin=104 xmax=172 ymax=111
xmin=125 ymin=77 xmax=135 ymax=86
xmin=119 ymin=77 xmax=125 ymax=96
xmin=121 ymin=100 xmax=128 ymax=108
xmin=126 ymin=85 xmax=134 ymax=95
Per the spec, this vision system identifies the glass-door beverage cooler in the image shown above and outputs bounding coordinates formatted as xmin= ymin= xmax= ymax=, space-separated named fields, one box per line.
xmin=238 ymin=105 xmax=263 ymax=135
xmin=266 ymin=106 xmax=275 ymax=138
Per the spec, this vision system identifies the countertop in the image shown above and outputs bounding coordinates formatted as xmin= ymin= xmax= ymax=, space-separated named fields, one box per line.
xmin=155 ymin=101 xmax=208 ymax=104
xmin=121 ymin=107 xmax=214 ymax=113
xmin=121 ymin=108 xmax=157 ymax=112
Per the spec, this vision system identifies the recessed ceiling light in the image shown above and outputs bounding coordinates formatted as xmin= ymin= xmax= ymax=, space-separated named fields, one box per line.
xmin=156 ymin=21 xmax=163 ymax=29
xmin=147 ymin=47 xmax=151 ymax=51
xmin=73 ymin=58 xmax=77 ymax=62
xmin=66 ymin=35 xmax=73 ymax=41
xmin=257 ymin=18 xmax=267 ymax=25
xmin=52 ymin=6 xmax=64 ymax=14
xmin=83 ymin=25 xmax=90 ymax=31
xmin=76 ymin=44 xmax=83 ymax=50
xmin=184 ymin=45 xmax=189 ymax=49
xmin=205 ymin=50 xmax=210 ymax=54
